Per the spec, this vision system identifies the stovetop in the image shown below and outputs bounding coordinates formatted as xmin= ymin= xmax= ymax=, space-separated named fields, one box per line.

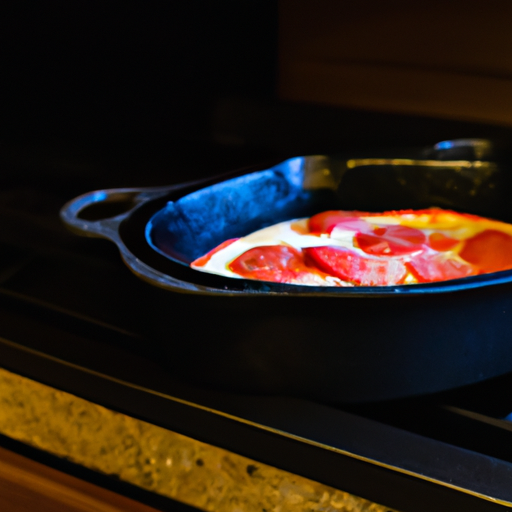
xmin=2 ymin=135 xmax=512 ymax=512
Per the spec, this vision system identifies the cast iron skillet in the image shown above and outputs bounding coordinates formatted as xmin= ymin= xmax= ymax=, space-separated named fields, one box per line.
xmin=61 ymin=139 xmax=512 ymax=403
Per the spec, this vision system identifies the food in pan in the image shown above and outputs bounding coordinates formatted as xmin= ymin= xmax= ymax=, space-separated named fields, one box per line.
xmin=191 ymin=209 xmax=512 ymax=286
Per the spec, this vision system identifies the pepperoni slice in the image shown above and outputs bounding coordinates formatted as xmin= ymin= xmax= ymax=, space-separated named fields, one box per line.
xmin=355 ymin=225 xmax=426 ymax=256
xmin=229 ymin=245 xmax=326 ymax=284
xmin=304 ymin=246 xmax=408 ymax=286
xmin=459 ymin=229 xmax=512 ymax=273
xmin=406 ymin=252 xmax=478 ymax=283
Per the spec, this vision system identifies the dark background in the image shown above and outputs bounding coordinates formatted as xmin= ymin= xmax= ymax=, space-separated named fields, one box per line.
xmin=1 ymin=2 xmax=279 ymax=188
xmin=2 ymin=3 xmax=277 ymax=141
xmin=4 ymin=1 xmax=512 ymax=191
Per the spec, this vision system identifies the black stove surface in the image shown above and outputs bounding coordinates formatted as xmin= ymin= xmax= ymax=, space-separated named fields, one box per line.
xmin=2 ymin=134 xmax=512 ymax=512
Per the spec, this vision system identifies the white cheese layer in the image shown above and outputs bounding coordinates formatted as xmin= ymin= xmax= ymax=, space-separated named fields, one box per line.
xmin=193 ymin=218 xmax=396 ymax=282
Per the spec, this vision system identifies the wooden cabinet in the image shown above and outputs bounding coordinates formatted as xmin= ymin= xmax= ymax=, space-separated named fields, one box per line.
xmin=279 ymin=0 xmax=512 ymax=125
xmin=0 ymin=446 xmax=160 ymax=512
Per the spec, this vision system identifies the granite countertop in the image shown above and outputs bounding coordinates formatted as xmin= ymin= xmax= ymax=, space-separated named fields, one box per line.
xmin=0 ymin=366 xmax=395 ymax=512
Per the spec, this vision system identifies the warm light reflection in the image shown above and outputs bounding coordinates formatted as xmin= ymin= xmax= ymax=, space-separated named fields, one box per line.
xmin=346 ymin=158 xmax=495 ymax=170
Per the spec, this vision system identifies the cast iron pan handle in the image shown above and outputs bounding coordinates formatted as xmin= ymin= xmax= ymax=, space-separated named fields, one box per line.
xmin=60 ymin=186 xmax=183 ymax=241
xmin=59 ymin=182 xmax=246 ymax=295
xmin=59 ymin=164 xmax=250 ymax=241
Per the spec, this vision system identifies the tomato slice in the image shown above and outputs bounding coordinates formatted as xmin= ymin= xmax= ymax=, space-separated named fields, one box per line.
xmin=229 ymin=245 xmax=328 ymax=284
xmin=309 ymin=210 xmax=368 ymax=234
xmin=406 ymin=253 xmax=478 ymax=283
xmin=304 ymin=246 xmax=408 ymax=286
xmin=459 ymin=229 xmax=512 ymax=273
xmin=355 ymin=225 xmax=426 ymax=256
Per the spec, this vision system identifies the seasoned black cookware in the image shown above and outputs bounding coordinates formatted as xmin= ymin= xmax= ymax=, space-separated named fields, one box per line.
xmin=61 ymin=140 xmax=512 ymax=402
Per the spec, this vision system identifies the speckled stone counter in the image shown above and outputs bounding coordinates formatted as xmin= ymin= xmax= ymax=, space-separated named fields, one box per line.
xmin=0 ymin=367 xmax=397 ymax=512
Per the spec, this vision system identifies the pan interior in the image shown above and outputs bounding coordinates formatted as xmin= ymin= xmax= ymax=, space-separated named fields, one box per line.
xmin=145 ymin=153 xmax=512 ymax=270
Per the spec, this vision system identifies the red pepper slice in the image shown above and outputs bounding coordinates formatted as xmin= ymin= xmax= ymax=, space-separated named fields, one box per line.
xmin=304 ymin=246 xmax=408 ymax=286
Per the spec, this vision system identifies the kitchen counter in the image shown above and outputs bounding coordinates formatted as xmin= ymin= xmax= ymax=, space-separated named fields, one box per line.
xmin=0 ymin=365 xmax=395 ymax=512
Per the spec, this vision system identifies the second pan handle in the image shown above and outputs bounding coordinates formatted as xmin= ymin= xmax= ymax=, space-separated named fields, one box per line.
xmin=60 ymin=182 xmax=204 ymax=242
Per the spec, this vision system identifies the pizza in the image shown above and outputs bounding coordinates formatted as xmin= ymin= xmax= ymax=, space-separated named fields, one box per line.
xmin=191 ymin=209 xmax=512 ymax=286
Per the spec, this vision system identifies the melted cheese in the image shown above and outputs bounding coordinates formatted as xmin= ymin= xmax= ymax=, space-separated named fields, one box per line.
xmin=191 ymin=209 xmax=512 ymax=286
